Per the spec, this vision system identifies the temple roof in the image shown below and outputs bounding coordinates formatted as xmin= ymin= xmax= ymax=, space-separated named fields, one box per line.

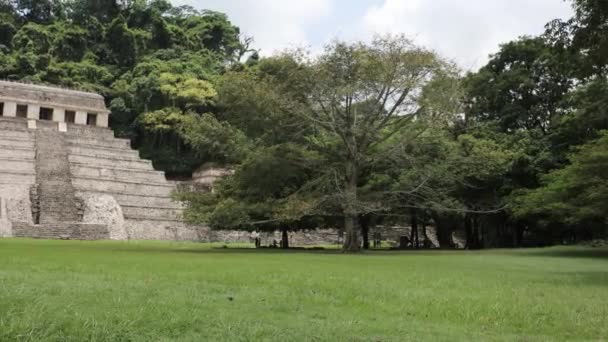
xmin=0 ymin=80 xmax=109 ymax=114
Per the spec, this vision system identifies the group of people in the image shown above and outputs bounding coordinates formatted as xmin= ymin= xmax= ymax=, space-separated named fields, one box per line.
xmin=250 ymin=231 xmax=281 ymax=248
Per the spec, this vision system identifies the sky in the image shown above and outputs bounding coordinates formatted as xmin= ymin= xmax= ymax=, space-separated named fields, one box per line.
xmin=171 ymin=0 xmax=574 ymax=71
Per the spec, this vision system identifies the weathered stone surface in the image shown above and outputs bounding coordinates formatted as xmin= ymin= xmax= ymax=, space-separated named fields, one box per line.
xmin=0 ymin=198 xmax=13 ymax=237
xmin=35 ymin=125 xmax=82 ymax=223
xmin=81 ymin=195 xmax=127 ymax=240
xmin=6 ymin=196 xmax=33 ymax=223
xmin=12 ymin=222 xmax=109 ymax=240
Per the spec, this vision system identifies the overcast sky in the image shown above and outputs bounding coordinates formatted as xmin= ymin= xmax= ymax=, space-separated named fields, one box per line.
xmin=171 ymin=0 xmax=574 ymax=71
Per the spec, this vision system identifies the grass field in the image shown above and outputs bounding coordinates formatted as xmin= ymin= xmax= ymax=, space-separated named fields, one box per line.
xmin=0 ymin=239 xmax=607 ymax=341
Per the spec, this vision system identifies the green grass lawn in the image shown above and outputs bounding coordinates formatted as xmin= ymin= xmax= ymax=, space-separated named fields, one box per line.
xmin=0 ymin=239 xmax=607 ymax=341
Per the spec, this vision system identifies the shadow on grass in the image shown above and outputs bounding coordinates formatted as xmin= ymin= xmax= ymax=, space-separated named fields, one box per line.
xmin=105 ymin=245 xmax=347 ymax=256
xmin=114 ymin=245 xmax=470 ymax=257
xmin=521 ymin=247 xmax=608 ymax=260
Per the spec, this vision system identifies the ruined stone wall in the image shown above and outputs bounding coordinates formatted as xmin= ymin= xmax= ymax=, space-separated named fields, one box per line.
xmin=11 ymin=222 xmax=109 ymax=240
xmin=209 ymin=226 xmax=442 ymax=247
xmin=0 ymin=118 xmax=35 ymax=230
xmin=62 ymin=123 xmax=200 ymax=241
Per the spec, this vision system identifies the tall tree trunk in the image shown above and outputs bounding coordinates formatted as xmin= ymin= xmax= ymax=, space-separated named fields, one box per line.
xmin=478 ymin=216 xmax=485 ymax=248
xmin=464 ymin=213 xmax=473 ymax=249
xmin=343 ymin=160 xmax=360 ymax=252
xmin=421 ymin=217 xmax=432 ymax=248
xmin=465 ymin=213 xmax=482 ymax=249
xmin=281 ymin=227 xmax=289 ymax=249
xmin=343 ymin=214 xmax=359 ymax=251
xmin=360 ymin=215 xmax=370 ymax=250
xmin=421 ymin=214 xmax=428 ymax=239
xmin=433 ymin=213 xmax=454 ymax=248
xmin=410 ymin=209 xmax=419 ymax=249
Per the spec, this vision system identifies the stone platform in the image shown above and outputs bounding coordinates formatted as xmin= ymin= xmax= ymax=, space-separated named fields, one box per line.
xmin=12 ymin=222 xmax=109 ymax=240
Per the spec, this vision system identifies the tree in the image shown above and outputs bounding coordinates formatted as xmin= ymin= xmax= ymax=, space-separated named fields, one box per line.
xmin=464 ymin=37 xmax=572 ymax=134
xmin=106 ymin=15 xmax=138 ymax=66
xmin=177 ymin=143 xmax=323 ymax=248
xmin=294 ymin=36 xmax=442 ymax=251
xmin=512 ymin=131 xmax=608 ymax=241
xmin=545 ymin=0 xmax=608 ymax=78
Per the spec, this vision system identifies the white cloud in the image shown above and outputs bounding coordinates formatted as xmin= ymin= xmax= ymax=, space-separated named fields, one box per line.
xmin=363 ymin=0 xmax=574 ymax=70
xmin=171 ymin=0 xmax=331 ymax=55
xmin=170 ymin=1 xmax=574 ymax=70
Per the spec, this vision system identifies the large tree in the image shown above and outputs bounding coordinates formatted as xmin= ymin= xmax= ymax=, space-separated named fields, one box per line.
xmin=298 ymin=36 xmax=443 ymax=251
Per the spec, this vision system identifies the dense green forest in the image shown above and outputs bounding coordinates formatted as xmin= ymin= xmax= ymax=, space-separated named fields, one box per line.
xmin=1 ymin=0 xmax=607 ymax=251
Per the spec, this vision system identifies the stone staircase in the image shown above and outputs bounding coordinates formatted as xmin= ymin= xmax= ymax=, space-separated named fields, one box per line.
xmin=63 ymin=124 xmax=204 ymax=240
xmin=0 ymin=117 xmax=203 ymax=241
xmin=34 ymin=124 xmax=82 ymax=223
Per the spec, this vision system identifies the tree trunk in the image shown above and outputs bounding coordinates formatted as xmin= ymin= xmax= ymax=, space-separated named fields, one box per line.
xmin=477 ymin=216 xmax=485 ymax=248
xmin=410 ymin=209 xmax=419 ymax=249
xmin=360 ymin=215 xmax=370 ymax=250
xmin=342 ymin=160 xmax=360 ymax=252
xmin=421 ymin=215 xmax=428 ymax=240
xmin=464 ymin=214 xmax=473 ymax=249
xmin=465 ymin=213 xmax=483 ymax=249
xmin=343 ymin=214 xmax=360 ymax=252
xmin=281 ymin=227 xmax=289 ymax=249
xmin=433 ymin=213 xmax=454 ymax=248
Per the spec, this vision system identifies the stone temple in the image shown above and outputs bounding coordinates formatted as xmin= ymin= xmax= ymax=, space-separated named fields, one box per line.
xmin=0 ymin=80 xmax=204 ymax=240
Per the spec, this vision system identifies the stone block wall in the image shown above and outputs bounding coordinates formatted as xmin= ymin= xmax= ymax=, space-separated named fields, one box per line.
xmin=11 ymin=222 xmax=109 ymax=240
xmin=0 ymin=118 xmax=35 ymax=227
xmin=35 ymin=123 xmax=82 ymax=223
xmin=62 ymin=122 xmax=201 ymax=241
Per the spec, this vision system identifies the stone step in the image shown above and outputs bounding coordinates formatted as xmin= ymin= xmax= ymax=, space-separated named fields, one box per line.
xmin=0 ymin=118 xmax=28 ymax=130
xmin=75 ymin=191 xmax=183 ymax=209
xmin=66 ymin=136 xmax=131 ymax=149
xmin=65 ymin=124 xmax=115 ymax=139
xmin=0 ymin=130 xmax=33 ymax=140
xmin=0 ymin=158 xmax=35 ymax=173
xmin=72 ymin=177 xmax=175 ymax=197
xmin=0 ymin=172 xmax=36 ymax=184
xmin=0 ymin=136 xmax=35 ymax=148
xmin=68 ymin=145 xmax=141 ymax=159
xmin=70 ymin=165 xmax=168 ymax=184
xmin=11 ymin=222 xmax=109 ymax=240
xmin=126 ymin=219 xmax=201 ymax=241
xmin=68 ymin=154 xmax=154 ymax=170
xmin=121 ymin=205 xmax=182 ymax=221
xmin=0 ymin=147 xmax=35 ymax=160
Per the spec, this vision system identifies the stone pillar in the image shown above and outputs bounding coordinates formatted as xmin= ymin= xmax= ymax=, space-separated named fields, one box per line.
xmin=75 ymin=111 xmax=87 ymax=125
xmin=3 ymin=102 xmax=16 ymax=117
xmin=27 ymin=104 xmax=40 ymax=120
xmin=97 ymin=113 xmax=109 ymax=127
xmin=58 ymin=122 xmax=67 ymax=133
xmin=53 ymin=108 xmax=66 ymax=123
